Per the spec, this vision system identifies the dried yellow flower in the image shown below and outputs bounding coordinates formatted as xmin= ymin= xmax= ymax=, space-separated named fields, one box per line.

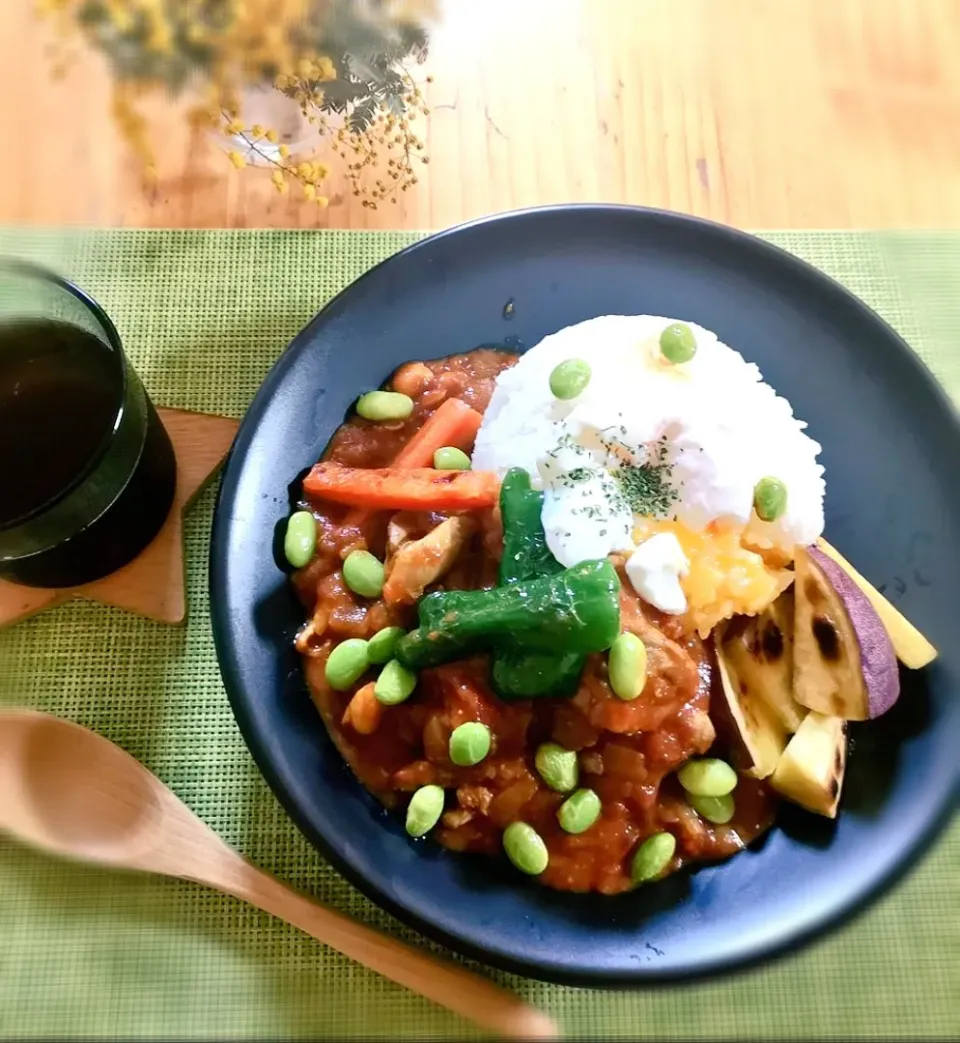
xmin=40 ymin=0 xmax=431 ymax=209
xmin=315 ymin=56 xmax=336 ymax=81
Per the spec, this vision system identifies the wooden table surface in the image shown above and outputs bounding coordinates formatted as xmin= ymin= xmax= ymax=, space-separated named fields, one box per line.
xmin=2 ymin=0 xmax=960 ymax=231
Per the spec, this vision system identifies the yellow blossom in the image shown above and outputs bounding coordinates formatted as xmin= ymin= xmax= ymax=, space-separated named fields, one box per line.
xmin=38 ymin=0 xmax=431 ymax=212
xmin=103 ymin=0 xmax=132 ymax=32
xmin=315 ymin=56 xmax=336 ymax=81
xmin=189 ymin=103 xmax=218 ymax=128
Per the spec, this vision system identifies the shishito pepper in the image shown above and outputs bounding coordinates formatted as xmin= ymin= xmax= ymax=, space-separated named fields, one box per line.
xmin=497 ymin=467 xmax=564 ymax=586
xmin=493 ymin=468 xmax=585 ymax=699
xmin=396 ymin=559 xmax=621 ymax=671
xmin=491 ymin=646 xmax=585 ymax=700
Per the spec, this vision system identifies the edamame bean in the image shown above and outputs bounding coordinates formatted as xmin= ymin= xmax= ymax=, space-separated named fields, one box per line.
xmin=502 ymin=822 xmax=549 ymax=875
xmin=324 ymin=638 xmax=370 ymax=691
xmin=557 ymin=788 xmax=601 ymax=835
xmin=356 ymin=390 xmax=415 ymax=422
xmin=608 ymin=632 xmax=648 ymax=701
xmin=406 ymin=784 xmax=445 ymax=837
xmin=676 ymin=757 xmax=738 ymax=798
xmin=343 ymin=550 xmax=385 ymax=598
xmin=374 ymin=659 xmax=418 ymax=705
xmin=631 ymin=831 xmax=677 ymax=884
xmin=690 ymin=793 xmax=735 ymax=825
xmin=433 ymin=446 xmax=472 ymax=471
xmin=753 ymin=476 xmax=788 ymax=523
xmin=534 ymin=743 xmax=579 ymax=794
xmin=659 ymin=322 xmax=697 ymax=364
xmin=283 ymin=510 xmax=316 ymax=569
xmin=367 ymin=626 xmax=406 ymax=665
xmin=549 ymin=358 xmax=591 ymax=400
xmin=448 ymin=722 xmax=492 ymax=767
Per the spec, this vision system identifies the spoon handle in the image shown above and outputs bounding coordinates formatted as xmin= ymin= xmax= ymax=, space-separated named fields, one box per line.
xmin=218 ymin=858 xmax=558 ymax=1039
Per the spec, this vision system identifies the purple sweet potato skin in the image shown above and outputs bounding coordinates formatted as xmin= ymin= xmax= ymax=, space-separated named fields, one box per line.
xmin=807 ymin=545 xmax=901 ymax=718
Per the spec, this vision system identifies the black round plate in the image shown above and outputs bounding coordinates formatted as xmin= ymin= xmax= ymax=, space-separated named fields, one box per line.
xmin=210 ymin=205 xmax=960 ymax=985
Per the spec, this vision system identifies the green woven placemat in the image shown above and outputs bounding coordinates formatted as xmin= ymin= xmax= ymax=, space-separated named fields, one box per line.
xmin=0 ymin=229 xmax=957 ymax=1041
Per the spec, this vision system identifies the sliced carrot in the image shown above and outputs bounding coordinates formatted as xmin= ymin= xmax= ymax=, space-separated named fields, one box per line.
xmin=341 ymin=398 xmax=484 ymax=534
xmin=305 ymin=464 xmax=500 ymax=512
xmin=393 ymin=397 xmax=482 ymax=467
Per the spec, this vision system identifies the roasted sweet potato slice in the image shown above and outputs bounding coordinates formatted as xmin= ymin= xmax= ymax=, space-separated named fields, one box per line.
xmin=793 ymin=546 xmax=899 ymax=721
xmin=771 ymin=711 xmax=847 ymax=818
xmin=719 ymin=589 xmax=804 ymax=733
xmin=817 ymin=539 xmax=936 ymax=669
xmin=715 ymin=631 xmax=787 ymax=779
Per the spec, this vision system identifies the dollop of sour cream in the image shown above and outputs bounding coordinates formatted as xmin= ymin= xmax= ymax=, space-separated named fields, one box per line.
xmin=625 ymin=533 xmax=690 ymax=614
xmin=472 ymin=315 xmax=825 ymax=612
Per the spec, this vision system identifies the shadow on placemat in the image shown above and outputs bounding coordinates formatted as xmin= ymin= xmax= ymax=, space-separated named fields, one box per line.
xmin=0 ymin=228 xmax=957 ymax=1040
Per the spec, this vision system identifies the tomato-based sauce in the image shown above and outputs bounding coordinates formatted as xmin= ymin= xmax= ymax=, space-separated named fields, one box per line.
xmin=294 ymin=348 xmax=775 ymax=893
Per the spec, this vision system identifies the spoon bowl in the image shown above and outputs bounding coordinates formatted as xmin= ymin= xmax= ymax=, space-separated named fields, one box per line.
xmin=0 ymin=709 xmax=557 ymax=1040
xmin=0 ymin=712 xmax=163 ymax=864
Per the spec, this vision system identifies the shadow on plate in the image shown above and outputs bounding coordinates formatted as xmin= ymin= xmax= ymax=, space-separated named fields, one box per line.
xmin=842 ymin=663 xmax=933 ymax=817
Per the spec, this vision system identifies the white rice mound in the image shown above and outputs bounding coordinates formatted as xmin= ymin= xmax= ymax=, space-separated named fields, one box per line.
xmin=472 ymin=314 xmax=825 ymax=552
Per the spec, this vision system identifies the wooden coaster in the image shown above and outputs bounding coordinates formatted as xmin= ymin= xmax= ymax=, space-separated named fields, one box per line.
xmin=0 ymin=408 xmax=239 ymax=628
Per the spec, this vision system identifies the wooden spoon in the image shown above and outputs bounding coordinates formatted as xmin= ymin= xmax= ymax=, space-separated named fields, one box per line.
xmin=0 ymin=710 xmax=557 ymax=1039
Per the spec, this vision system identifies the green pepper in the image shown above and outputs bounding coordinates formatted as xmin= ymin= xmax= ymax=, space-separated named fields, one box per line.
xmin=396 ymin=559 xmax=621 ymax=671
xmin=497 ymin=468 xmax=564 ymax=586
xmin=492 ymin=468 xmax=585 ymax=700
xmin=391 ymin=625 xmax=474 ymax=670
xmin=491 ymin=646 xmax=585 ymax=701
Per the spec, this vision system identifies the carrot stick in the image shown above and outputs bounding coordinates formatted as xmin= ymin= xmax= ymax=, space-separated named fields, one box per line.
xmin=393 ymin=397 xmax=482 ymax=467
xmin=342 ymin=398 xmax=483 ymax=533
xmin=305 ymin=464 xmax=500 ymax=512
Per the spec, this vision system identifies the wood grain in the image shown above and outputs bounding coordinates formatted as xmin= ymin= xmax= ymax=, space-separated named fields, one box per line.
xmin=1 ymin=0 xmax=960 ymax=230
xmin=0 ymin=408 xmax=238 ymax=628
